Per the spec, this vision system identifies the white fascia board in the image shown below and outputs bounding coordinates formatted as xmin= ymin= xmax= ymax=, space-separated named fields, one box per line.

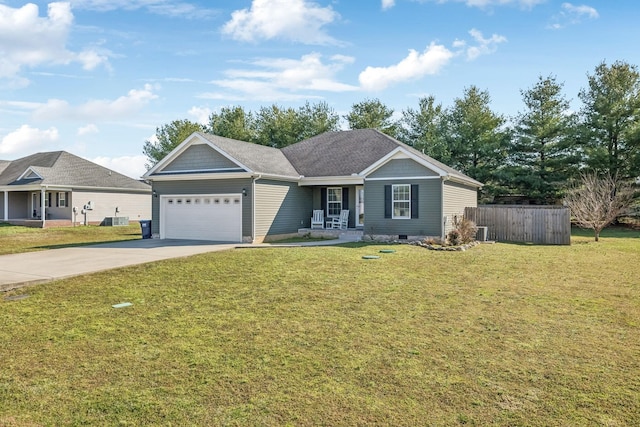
xmin=67 ymin=185 xmax=151 ymax=193
xmin=0 ymin=184 xmax=151 ymax=193
xmin=360 ymin=147 xmax=447 ymax=177
xmin=444 ymin=175 xmax=484 ymax=188
xmin=143 ymin=133 xmax=253 ymax=177
xmin=16 ymin=167 xmax=43 ymax=181
xmin=0 ymin=184 xmax=43 ymax=192
xmin=298 ymin=175 xmax=364 ymax=186
xmin=146 ymin=172 xmax=254 ymax=182
xmin=255 ymin=173 xmax=301 ymax=183
xmin=365 ymin=175 xmax=441 ymax=181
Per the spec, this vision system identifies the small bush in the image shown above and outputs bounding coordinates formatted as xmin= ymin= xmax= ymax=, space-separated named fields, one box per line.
xmin=447 ymin=229 xmax=462 ymax=246
xmin=447 ymin=217 xmax=478 ymax=246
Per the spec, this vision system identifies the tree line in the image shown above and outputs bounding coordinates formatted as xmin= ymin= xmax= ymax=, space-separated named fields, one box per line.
xmin=144 ymin=60 xmax=640 ymax=203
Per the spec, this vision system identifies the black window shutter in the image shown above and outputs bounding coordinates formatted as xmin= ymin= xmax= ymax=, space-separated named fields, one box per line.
xmin=384 ymin=185 xmax=391 ymax=218
xmin=342 ymin=187 xmax=349 ymax=210
xmin=55 ymin=193 xmax=59 ymax=207
xmin=320 ymin=188 xmax=327 ymax=215
xmin=411 ymin=184 xmax=419 ymax=219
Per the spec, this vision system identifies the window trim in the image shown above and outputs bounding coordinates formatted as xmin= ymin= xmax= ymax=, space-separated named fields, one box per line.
xmin=58 ymin=192 xmax=67 ymax=208
xmin=392 ymin=184 xmax=411 ymax=219
xmin=326 ymin=187 xmax=342 ymax=217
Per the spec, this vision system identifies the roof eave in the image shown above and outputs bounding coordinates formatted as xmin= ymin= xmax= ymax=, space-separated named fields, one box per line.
xmin=298 ymin=175 xmax=364 ymax=186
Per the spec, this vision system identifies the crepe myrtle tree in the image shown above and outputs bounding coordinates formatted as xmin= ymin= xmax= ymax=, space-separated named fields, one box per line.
xmin=563 ymin=172 xmax=635 ymax=241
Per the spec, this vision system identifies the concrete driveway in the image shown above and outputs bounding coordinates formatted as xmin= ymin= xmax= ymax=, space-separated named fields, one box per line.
xmin=0 ymin=235 xmax=360 ymax=291
xmin=0 ymin=239 xmax=238 ymax=291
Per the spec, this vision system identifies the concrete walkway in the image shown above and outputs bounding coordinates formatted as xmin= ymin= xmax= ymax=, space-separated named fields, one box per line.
xmin=0 ymin=235 xmax=360 ymax=291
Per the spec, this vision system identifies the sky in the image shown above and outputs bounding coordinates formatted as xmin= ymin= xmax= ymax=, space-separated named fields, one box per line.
xmin=1 ymin=0 xmax=638 ymax=179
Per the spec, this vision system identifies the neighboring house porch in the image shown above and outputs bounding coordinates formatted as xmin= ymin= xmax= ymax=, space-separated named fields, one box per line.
xmin=0 ymin=151 xmax=151 ymax=228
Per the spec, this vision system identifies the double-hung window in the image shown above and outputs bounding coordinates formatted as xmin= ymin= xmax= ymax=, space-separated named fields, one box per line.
xmin=58 ymin=192 xmax=67 ymax=208
xmin=327 ymin=187 xmax=342 ymax=217
xmin=392 ymin=184 xmax=411 ymax=219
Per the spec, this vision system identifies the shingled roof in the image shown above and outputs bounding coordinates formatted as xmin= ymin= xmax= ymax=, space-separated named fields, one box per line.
xmin=0 ymin=151 xmax=150 ymax=191
xmin=281 ymin=129 xmax=481 ymax=186
xmin=198 ymin=133 xmax=299 ymax=177
xmin=281 ymin=129 xmax=398 ymax=177
xmin=147 ymin=129 xmax=482 ymax=187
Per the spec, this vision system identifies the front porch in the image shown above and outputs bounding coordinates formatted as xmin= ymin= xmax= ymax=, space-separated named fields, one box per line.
xmin=298 ymin=227 xmax=363 ymax=240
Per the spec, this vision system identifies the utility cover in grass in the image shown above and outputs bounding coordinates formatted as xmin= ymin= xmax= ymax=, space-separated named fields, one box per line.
xmin=4 ymin=294 xmax=29 ymax=302
xmin=112 ymin=302 xmax=133 ymax=308
xmin=379 ymin=249 xmax=396 ymax=253
xmin=362 ymin=255 xmax=380 ymax=259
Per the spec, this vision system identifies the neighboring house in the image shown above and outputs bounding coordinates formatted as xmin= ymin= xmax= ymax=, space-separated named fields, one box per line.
xmin=0 ymin=151 xmax=151 ymax=227
xmin=143 ymin=129 xmax=482 ymax=243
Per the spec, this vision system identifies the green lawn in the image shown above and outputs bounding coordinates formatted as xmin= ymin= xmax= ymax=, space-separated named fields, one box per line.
xmin=0 ymin=223 xmax=142 ymax=255
xmin=1 ymin=228 xmax=639 ymax=425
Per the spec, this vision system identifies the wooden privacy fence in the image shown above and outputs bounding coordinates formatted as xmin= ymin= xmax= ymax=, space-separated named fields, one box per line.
xmin=464 ymin=205 xmax=571 ymax=245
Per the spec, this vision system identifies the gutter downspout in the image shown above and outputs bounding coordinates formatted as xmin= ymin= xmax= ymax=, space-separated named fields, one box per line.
xmin=441 ymin=176 xmax=447 ymax=241
xmin=251 ymin=174 xmax=262 ymax=243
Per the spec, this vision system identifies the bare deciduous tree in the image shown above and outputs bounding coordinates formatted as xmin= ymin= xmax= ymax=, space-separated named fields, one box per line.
xmin=564 ymin=172 xmax=635 ymax=241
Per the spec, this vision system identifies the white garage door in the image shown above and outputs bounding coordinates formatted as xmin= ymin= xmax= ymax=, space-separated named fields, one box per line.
xmin=161 ymin=194 xmax=242 ymax=242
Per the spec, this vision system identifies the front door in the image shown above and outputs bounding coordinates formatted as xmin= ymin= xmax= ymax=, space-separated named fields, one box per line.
xmin=355 ymin=186 xmax=364 ymax=227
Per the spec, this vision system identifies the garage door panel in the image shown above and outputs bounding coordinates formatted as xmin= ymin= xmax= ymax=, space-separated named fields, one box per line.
xmin=161 ymin=194 xmax=242 ymax=242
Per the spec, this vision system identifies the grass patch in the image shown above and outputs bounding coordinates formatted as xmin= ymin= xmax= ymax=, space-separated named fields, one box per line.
xmin=0 ymin=223 xmax=142 ymax=255
xmin=1 ymin=228 xmax=639 ymax=425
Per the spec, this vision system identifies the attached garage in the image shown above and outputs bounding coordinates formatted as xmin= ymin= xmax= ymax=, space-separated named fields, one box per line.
xmin=160 ymin=194 xmax=242 ymax=242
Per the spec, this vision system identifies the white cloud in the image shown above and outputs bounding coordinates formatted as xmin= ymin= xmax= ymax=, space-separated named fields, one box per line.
xmin=0 ymin=125 xmax=59 ymax=156
xmin=33 ymin=84 xmax=158 ymax=121
xmin=548 ymin=3 xmax=599 ymax=29
xmin=77 ymin=124 xmax=99 ymax=136
xmin=68 ymin=0 xmax=218 ymax=18
xmin=188 ymin=106 xmax=211 ymax=125
xmin=382 ymin=0 xmax=396 ymax=10
xmin=222 ymin=0 xmax=341 ymax=45
xmin=464 ymin=28 xmax=507 ymax=60
xmin=91 ymin=155 xmax=148 ymax=180
xmin=431 ymin=0 xmax=545 ymax=8
xmin=0 ymin=2 xmax=110 ymax=80
xmin=208 ymin=53 xmax=358 ymax=101
xmin=359 ymin=43 xmax=454 ymax=91
xmin=562 ymin=2 xmax=599 ymax=19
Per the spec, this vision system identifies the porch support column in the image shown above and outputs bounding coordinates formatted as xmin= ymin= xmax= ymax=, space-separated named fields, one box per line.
xmin=3 ymin=191 xmax=7 ymax=221
xmin=41 ymin=187 xmax=46 ymax=228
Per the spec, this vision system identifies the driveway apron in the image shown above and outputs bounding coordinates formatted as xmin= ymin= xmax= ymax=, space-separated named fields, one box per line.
xmin=0 ymin=239 xmax=236 ymax=291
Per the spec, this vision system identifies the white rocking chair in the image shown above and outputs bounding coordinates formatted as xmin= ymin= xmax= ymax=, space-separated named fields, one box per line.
xmin=330 ymin=210 xmax=349 ymax=230
xmin=311 ymin=210 xmax=324 ymax=229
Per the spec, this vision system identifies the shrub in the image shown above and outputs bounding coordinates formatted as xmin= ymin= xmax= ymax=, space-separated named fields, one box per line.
xmin=447 ymin=229 xmax=462 ymax=246
xmin=447 ymin=217 xmax=478 ymax=246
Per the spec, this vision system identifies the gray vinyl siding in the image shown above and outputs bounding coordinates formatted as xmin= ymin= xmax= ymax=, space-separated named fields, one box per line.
xmin=255 ymin=179 xmax=312 ymax=238
xmin=443 ymin=180 xmax=478 ymax=234
xmin=364 ymin=178 xmax=442 ymax=236
xmin=8 ymin=192 xmax=29 ymax=218
xmin=368 ymin=159 xmax=439 ymax=179
xmin=311 ymin=185 xmax=357 ymax=228
xmin=162 ymin=144 xmax=240 ymax=172
xmin=73 ymin=190 xmax=151 ymax=225
xmin=152 ymin=178 xmax=252 ymax=237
